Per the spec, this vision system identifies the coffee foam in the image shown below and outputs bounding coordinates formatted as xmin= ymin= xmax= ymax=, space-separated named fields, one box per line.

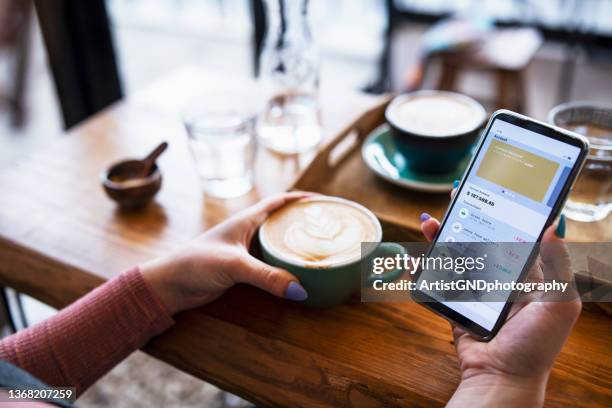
xmin=391 ymin=94 xmax=483 ymax=137
xmin=261 ymin=199 xmax=379 ymax=268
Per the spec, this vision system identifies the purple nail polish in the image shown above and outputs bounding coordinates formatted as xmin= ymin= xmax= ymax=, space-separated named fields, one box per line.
xmin=420 ymin=212 xmax=431 ymax=222
xmin=285 ymin=281 xmax=308 ymax=301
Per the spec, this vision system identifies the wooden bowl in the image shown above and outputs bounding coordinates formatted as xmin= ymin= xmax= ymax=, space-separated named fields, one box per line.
xmin=101 ymin=160 xmax=162 ymax=210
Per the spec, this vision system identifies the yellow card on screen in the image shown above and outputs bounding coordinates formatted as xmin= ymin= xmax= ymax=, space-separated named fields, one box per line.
xmin=476 ymin=140 xmax=559 ymax=202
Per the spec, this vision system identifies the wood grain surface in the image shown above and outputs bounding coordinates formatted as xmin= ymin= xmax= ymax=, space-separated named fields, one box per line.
xmin=0 ymin=66 xmax=610 ymax=407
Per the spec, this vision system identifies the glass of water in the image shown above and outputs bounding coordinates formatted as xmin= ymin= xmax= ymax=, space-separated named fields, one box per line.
xmin=183 ymin=99 xmax=257 ymax=199
xmin=549 ymin=102 xmax=612 ymax=222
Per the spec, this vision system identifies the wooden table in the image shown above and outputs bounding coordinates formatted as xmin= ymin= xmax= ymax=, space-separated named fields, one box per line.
xmin=0 ymin=66 xmax=610 ymax=407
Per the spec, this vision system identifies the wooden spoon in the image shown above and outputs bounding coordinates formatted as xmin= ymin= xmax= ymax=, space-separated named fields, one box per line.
xmin=140 ymin=141 xmax=168 ymax=178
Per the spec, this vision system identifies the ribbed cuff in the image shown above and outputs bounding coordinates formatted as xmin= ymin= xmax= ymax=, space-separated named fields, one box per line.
xmin=122 ymin=267 xmax=175 ymax=334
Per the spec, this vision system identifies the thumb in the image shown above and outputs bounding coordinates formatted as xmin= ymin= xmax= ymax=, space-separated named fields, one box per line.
xmin=234 ymin=255 xmax=308 ymax=301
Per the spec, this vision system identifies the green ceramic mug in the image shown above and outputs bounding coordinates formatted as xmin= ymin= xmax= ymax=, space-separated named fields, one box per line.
xmin=259 ymin=196 xmax=406 ymax=308
xmin=385 ymin=90 xmax=486 ymax=173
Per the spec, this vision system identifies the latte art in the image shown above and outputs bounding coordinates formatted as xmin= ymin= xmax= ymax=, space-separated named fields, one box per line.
xmin=285 ymin=205 xmax=366 ymax=260
xmin=262 ymin=199 xmax=379 ymax=267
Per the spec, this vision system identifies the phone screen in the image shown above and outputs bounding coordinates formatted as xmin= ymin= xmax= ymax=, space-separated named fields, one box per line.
xmin=417 ymin=115 xmax=583 ymax=333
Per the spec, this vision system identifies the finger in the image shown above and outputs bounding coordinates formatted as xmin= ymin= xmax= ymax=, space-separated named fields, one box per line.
xmin=233 ymin=255 xmax=307 ymax=301
xmin=525 ymin=259 xmax=544 ymax=282
xmin=506 ymin=298 xmax=529 ymax=319
xmin=540 ymin=221 xmax=580 ymax=307
xmin=540 ymin=223 xmax=572 ymax=282
xmin=420 ymin=217 xmax=440 ymax=242
xmin=244 ymin=191 xmax=315 ymax=225
xmin=256 ymin=191 xmax=314 ymax=214
xmin=450 ymin=178 xmax=460 ymax=198
xmin=451 ymin=324 xmax=467 ymax=344
xmin=542 ymin=222 xmax=564 ymax=243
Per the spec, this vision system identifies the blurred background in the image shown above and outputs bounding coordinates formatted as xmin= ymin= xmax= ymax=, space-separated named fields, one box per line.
xmin=0 ymin=0 xmax=611 ymax=406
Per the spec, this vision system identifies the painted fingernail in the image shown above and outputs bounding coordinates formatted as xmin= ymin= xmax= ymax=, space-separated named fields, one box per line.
xmin=420 ymin=212 xmax=431 ymax=222
xmin=453 ymin=180 xmax=460 ymax=188
xmin=555 ymin=214 xmax=566 ymax=238
xmin=285 ymin=281 xmax=308 ymax=301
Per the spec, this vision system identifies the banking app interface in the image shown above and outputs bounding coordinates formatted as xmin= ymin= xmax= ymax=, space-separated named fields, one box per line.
xmin=434 ymin=118 xmax=580 ymax=330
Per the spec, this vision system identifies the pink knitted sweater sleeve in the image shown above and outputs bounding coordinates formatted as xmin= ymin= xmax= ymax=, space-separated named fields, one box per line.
xmin=0 ymin=267 xmax=174 ymax=394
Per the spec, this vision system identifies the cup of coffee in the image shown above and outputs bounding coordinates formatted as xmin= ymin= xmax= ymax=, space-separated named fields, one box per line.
xmin=259 ymin=196 xmax=405 ymax=308
xmin=385 ymin=90 xmax=486 ymax=173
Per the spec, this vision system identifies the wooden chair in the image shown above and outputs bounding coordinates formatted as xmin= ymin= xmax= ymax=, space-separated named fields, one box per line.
xmin=424 ymin=27 xmax=542 ymax=113
xmin=34 ymin=0 xmax=122 ymax=129
xmin=0 ymin=0 xmax=32 ymax=128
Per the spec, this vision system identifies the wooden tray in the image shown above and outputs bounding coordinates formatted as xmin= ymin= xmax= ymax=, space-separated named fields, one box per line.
xmin=293 ymin=99 xmax=450 ymax=242
xmin=292 ymin=99 xmax=612 ymax=316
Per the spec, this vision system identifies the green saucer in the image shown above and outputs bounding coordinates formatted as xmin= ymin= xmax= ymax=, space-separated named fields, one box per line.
xmin=361 ymin=125 xmax=471 ymax=193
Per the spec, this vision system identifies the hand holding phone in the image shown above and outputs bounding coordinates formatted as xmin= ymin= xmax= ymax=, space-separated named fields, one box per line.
xmin=421 ymin=214 xmax=582 ymax=407
xmin=413 ymin=110 xmax=588 ymax=339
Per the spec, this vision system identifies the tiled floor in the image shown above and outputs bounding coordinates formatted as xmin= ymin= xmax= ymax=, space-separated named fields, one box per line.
xmin=78 ymin=352 xmax=250 ymax=408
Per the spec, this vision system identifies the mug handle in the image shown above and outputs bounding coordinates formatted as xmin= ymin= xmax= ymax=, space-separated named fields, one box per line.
xmin=366 ymin=242 xmax=407 ymax=286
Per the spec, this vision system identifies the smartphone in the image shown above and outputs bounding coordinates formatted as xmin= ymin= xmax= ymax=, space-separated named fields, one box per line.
xmin=413 ymin=109 xmax=589 ymax=341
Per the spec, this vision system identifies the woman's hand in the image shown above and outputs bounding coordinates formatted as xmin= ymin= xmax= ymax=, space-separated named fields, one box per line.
xmin=141 ymin=192 xmax=310 ymax=315
xmin=420 ymin=196 xmax=581 ymax=407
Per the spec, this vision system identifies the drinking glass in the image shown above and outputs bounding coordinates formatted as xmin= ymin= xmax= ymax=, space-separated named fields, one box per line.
xmin=549 ymin=102 xmax=612 ymax=222
xmin=183 ymin=100 xmax=257 ymax=199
